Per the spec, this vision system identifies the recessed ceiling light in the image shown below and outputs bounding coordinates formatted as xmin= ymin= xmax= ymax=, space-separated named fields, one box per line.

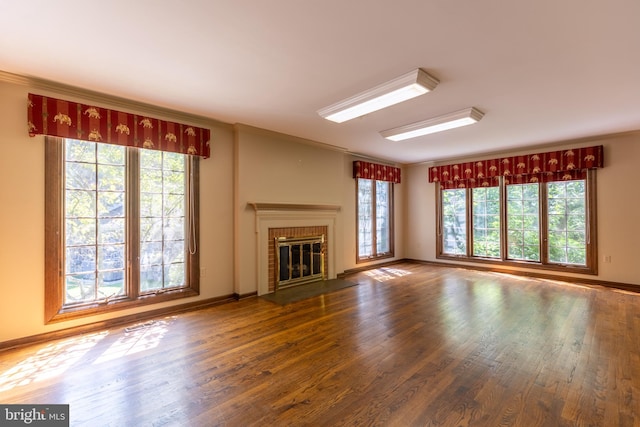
xmin=380 ymin=107 xmax=484 ymax=141
xmin=317 ymin=68 xmax=439 ymax=123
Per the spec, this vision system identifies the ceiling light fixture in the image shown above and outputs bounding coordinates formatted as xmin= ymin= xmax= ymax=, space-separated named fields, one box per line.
xmin=380 ymin=107 xmax=484 ymax=141
xmin=317 ymin=68 xmax=439 ymax=123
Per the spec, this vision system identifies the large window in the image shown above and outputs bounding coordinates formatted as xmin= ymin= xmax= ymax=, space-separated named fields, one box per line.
xmin=357 ymin=178 xmax=394 ymax=262
xmin=45 ymin=138 xmax=199 ymax=322
xmin=437 ymin=172 xmax=597 ymax=274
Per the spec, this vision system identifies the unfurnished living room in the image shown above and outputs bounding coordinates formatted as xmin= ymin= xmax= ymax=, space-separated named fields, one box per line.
xmin=0 ymin=1 xmax=639 ymax=426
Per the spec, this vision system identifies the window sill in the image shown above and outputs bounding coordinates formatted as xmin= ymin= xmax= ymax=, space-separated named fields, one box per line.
xmin=47 ymin=288 xmax=199 ymax=324
xmin=436 ymin=254 xmax=597 ymax=275
xmin=356 ymin=253 xmax=395 ymax=264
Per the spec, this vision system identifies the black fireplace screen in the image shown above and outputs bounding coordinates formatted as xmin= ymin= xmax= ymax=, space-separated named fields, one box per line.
xmin=276 ymin=235 xmax=325 ymax=288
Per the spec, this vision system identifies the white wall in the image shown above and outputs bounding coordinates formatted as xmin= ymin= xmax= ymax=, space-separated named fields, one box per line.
xmin=404 ymin=132 xmax=640 ymax=286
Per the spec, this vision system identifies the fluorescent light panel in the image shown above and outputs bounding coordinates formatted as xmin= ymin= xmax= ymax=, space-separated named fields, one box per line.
xmin=381 ymin=107 xmax=484 ymax=141
xmin=318 ymin=68 xmax=439 ymax=123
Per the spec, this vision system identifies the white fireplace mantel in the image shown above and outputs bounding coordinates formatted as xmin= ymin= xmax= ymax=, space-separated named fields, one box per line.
xmin=248 ymin=202 xmax=341 ymax=212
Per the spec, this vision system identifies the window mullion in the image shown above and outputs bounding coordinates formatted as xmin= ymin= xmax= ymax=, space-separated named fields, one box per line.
xmin=127 ymin=148 xmax=140 ymax=299
xmin=586 ymin=170 xmax=597 ymax=270
xmin=371 ymin=182 xmax=377 ymax=258
xmin=540 ymin=182 xmax=549 ymax=265
xmin=466 ymin=188 xmax=473 ymax=257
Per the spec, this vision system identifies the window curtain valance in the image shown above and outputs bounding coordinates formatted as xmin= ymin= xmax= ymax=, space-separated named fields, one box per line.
xmin=429 ymin=145 xmax=603 ymax=189
xmin=353 ymin=160 xmax=401 ymax=183
xmin=28 ymin=93 xmax=211 ymax=158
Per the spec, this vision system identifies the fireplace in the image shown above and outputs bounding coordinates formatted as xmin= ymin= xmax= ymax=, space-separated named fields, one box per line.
xmin=276 ymin=235 xmax=325 ymax=289
xmin=268 ymin=226 xmax=328 ymax=292
xmin=249 ymin=202 xmax=340 ymax=295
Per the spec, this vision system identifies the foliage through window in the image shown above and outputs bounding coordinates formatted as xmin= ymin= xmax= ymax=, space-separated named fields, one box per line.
xmin=357 ymin=178 xmax=394 ymax=262
xmin=442 ymin=189 xmax=466 ymax=255
xmin=472 ymin=186 xmax=500 ymax=258
xmin=437 ymin=173 xmax=596 ymax=274
xmin=46 ymin=138 xmax=199 ymax=322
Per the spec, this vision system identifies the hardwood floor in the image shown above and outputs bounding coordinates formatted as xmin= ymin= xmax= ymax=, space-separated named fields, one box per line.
xmin=1 ymin=262 xmax=639 ymax=426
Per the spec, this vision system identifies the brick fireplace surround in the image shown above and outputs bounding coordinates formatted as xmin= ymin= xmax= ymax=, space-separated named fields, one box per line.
xmin=248 ymin=203 xmax=340 ymax=295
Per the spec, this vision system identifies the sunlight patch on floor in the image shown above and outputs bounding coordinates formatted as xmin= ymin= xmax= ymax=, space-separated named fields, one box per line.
xmin=93 ymin=320 xmax=169 ymax=365
xmin=0 ymin=331 xmax=108 ymax=392
xmin=364 ymin=267 xmax=412 ymax=282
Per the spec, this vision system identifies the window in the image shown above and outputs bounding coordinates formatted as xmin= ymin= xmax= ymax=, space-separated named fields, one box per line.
xmin=45 ymin=138 xmax=199 ymax=322
xmin=547 ymin=180 xmax=588 ymax=265
xmin=442 ymin=189 xmax=466 ymax=255
xmin=437 ymin=172 xmax=596 ymax=274
xmin=506 ymin=183 xmax=540 ymax=261
xmin=357 ymin=178 xmax=394 ymax=262
xmin=472 ymin=186 xmax=500 ymax=258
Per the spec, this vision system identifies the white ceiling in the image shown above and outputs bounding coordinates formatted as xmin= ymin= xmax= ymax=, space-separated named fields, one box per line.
xmin=1 ymin=0 xmax=639 ymax=164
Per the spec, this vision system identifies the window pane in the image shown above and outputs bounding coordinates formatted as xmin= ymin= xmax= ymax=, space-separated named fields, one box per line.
xmin=66 ymin=162 xmax=96 ymax=190
xmin=64 ymin=140 xmax=126 ymax=306
xmin=164 ymin=218 xmax=185 ymax=241
xmin=165 ymin=263 xmax=185 ymax=288
xmin=141 ymin=193 xmax=163 ymax=217
xmin=140 ymin=149 xmax=187 ymax=290
xmin=98 ymin=192 xmax=125 ymax=217
xmin=66 ymin=139 xmax=95 ymax=163
xmin=98 ymin=218 xmax=125 ymax=244
xmin=165 ymin=194 xmax=185 ymax=217
xmin=97 ymin=143 xmax=125 ymax=165
xmin=140 ymin=168 xmax=163 ymax=193
xmin=357 ymin=179 xmax=373 ymax=258
xmin=442 ymin=189 xmax=466 ymax=255
xmin=472 ymin=187 xmax=500 ymax=258
xmin=506 ymin=183 xmax=540 ymax=261
xmin=66 ymin=273 xmax=96 ymax=303
xmin=98 ymin=164 xmax=125 ymax=192
xmin=66 ymin=218 xmax=96 ymax=246
xmin=547 ymin=180 xmax=587 ymax=265
xmin=141 ymin=242 xmax=163 ymax=266
xmin=66 ymin=246 xmax=96 ymax=274
xmin=140 ymin=265 xmax=163 ymax=292
xmin=376 ymin=181 xmax=391 ymax=254
xmin=66 ymin=190 xmax=96 ymax=218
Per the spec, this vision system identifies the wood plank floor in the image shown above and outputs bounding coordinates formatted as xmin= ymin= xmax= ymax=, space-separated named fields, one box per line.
xmin=1 ymin=262 xmax=639 ymax=426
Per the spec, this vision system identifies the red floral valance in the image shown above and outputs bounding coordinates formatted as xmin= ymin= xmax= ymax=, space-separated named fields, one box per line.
xmin=28 ymin=93 xmax=211 ymax=158
xmin=429 ymin=145 xmax=603 ymax=189
xmin=353 ymin=161 xmax=401 ymax=183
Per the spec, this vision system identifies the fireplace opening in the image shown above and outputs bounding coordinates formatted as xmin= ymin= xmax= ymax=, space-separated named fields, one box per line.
xmin=276 ymin=235 xmax=325 ymax=289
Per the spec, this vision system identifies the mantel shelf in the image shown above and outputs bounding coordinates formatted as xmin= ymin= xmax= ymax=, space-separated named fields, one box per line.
xmin=248 ymin=202 xmax=341 ymax=212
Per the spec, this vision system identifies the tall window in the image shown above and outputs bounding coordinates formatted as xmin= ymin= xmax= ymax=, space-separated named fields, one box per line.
xmin=472 ymin=186 xmax=500 ymax=258
xmin=46 ymin=138 xmax=199 ymax=322
xmin=64 ymin=140 xmax=127 ymax=304
xmin=506 ymin=183 xmax=540 ymax=261
xmin=442 ymin=189 xmax=466 ymax=255
xmin=547 ymin=180 xmax=588 ymax=265
xmin=437 ymin=173 xmax=596 ymax=274
xmin=357 ymin=178 xmax=394 ymax=262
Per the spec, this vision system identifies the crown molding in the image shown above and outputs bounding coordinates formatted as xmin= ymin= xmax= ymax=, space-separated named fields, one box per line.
xmin=0 ymin=69 xmax=231 ymax=130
